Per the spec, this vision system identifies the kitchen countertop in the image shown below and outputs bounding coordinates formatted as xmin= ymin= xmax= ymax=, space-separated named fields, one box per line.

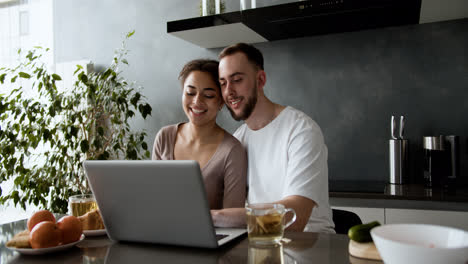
xmin=0 ymin=219 xmax=366 ymax=264
xmin=329 ymin=181 xmax=468 ymax=211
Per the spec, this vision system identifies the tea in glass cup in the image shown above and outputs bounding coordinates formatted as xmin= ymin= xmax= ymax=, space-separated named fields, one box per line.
xmin=69 ymin=194 xmax=98 ymax=217
xmin=246 ymin=203 xmax=296 ymax=245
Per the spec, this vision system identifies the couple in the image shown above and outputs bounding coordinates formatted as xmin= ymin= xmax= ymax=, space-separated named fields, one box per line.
xmin=153 ymin=43 xmax=334 ymax=233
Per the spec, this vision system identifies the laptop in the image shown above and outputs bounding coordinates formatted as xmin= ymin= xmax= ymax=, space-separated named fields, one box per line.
xmin=105 ymin=240 xmax=223 ymax=264
xmin=83 ymin=160 xmax=246 ymax=248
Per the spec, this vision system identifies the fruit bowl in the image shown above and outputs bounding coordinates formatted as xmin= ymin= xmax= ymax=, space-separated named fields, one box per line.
xmin=371 ymin=224 xmax=468 ymax=264
xmin=6 ymin=234 xmax=85 ymax=255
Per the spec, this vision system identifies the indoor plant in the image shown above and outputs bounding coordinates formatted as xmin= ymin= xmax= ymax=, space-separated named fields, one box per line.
xmin=0 ymin=31 xmax=152 ymax=214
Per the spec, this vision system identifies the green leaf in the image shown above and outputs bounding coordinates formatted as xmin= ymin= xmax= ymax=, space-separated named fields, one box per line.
xmin=19 ymin=72 xmax=31 ymax=79
xmin=80 ymin=140 xmax=89 ymax=153
xmin=69 ymin=126 xmax=78 ymax=138
xmin=12 ymin=190 xmax=19 ymax=205
xmin=0 ymin=73 xmax=6 ymax=84
xmin=102 ymin=69 xmax=112 ymax=80
xmin=117 ymin=96 xmax=126 ymax=105
xmin=142 ymin=142 xmax=148 ymax=150
xmin=126 ymin=30 xmax=135 ymax=38
xmin=130 ymin=92 xmax=141 ymax=107
xmin=78 ymin=72 xmax=88 ymax=83
xmin=126 ymin=148 xmax=137 ymax=160
xmin=14 ymin=175 xmax=23 ymax=185
xmin=26 ymin=51 xmax=33 ymax=61
xmin=142 ymin=103 xmax=152 ymax=119
xmin=74 ymin=65 xmax=83 ymax=75
xmin=49 ymin=106 xmax=56 ymax=117
xmin=98 ymin=151 xmax=110 ymax=160
xmin=54 ymin=99 xmax=62 ymax=109
xmin=122 ymin=59 xmax=128 ymax=65
xmin=11 ymin=76 xmax=17 ymax=83
xmin=113 ymin=142 xmax=121 ymax=151
xmin=52 ymin=74 xmax=62 ymax=81
xmin=43 ymin=129 xmax=50 ymax=141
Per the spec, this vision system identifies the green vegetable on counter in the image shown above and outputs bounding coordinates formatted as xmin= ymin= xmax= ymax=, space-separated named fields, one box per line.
xmin=348 ymin=221 xmax=381 ymax=243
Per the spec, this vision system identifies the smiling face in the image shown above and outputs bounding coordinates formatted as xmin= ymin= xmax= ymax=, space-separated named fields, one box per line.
xmin=219 ymin=52 xmax=259 ymax=121
xmin=182 ymin=70 xmax=223 ymax=126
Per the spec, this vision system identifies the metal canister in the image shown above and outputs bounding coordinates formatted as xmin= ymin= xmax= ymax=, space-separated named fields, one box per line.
xmin=423 ymin=136 xmax=447 ymax=188
xmin=389 ymin=139 xmax=409 ymax=184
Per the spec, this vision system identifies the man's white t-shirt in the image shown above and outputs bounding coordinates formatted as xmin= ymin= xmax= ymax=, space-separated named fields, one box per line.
xmin=234 ymin=106 xmax=335 ymax=233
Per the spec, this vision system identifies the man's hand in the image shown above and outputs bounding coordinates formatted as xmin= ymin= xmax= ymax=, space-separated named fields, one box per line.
xmin=277 ymin=195 xmax=315 ymax=231
xmin=211 ymin=208 xmax=246 ymax=228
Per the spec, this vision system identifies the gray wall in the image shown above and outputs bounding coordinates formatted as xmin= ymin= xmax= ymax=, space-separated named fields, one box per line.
xmin=54 ymin=0 xmax=468 ymax=184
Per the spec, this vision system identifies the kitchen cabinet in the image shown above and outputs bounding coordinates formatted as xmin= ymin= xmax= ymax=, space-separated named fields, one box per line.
xmin=332 ymin=206 xmax=468 ymax=231
xmin=329 ymin=181 xmax=468 ymax=230
xmin=385 ymin=208 xmax=468 ymax=231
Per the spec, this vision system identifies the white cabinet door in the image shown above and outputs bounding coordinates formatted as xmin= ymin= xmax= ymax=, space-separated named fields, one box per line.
xmin=385 ymin=208 xmax=468 ymax=231
xmin=332 ymin=206 xmax=385 ymax=224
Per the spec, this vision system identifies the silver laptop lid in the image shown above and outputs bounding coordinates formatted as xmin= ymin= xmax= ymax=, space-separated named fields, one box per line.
xmin=83 ymin=160 xmax=219 ymax=248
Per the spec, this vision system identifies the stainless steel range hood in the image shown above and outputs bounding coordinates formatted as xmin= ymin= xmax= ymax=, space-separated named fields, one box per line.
xmin=167 ymin=0 xmax=468 ymax=48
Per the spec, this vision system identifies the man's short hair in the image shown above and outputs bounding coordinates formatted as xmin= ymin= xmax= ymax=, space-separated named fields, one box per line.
xmin=218 ymin=43 xmax=264 ymax=70
xmin=178 ymin=59 xmax=220 ymax=88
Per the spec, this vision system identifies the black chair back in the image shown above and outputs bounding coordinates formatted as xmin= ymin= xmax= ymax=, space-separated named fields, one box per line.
xmin=332 ymin=209 xmax=363 ymax=235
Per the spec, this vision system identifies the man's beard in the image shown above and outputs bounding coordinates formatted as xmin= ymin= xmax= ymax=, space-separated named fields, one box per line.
xmin=227 ymin=83 xmax=258 ymax=121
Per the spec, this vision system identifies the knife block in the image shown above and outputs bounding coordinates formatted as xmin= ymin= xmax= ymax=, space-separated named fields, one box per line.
xmin=389 ymin=139 xmax=409 ymax=184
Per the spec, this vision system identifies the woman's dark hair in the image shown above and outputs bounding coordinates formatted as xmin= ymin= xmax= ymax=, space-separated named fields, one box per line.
xmin=178 ymin=59 xmax=220 ymax=88
xmin=218 ymin=43 xmax=264 ymax=70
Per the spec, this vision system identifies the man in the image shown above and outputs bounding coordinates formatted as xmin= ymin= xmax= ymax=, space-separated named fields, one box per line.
xmin=211 ymin=43 xmax=334 ymax=233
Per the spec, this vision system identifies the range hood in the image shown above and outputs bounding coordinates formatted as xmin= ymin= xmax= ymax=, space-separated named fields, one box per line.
xmin=167 ymin=0 xmax=468 ymax=48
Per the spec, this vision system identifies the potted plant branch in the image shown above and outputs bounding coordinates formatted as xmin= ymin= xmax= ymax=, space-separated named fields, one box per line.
xmin=0 ymin=30 xmax=152 ymax=214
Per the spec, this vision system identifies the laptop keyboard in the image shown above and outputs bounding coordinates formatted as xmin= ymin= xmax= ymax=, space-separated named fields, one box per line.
xmin=216 ymin=234 xmax=229 ymax=241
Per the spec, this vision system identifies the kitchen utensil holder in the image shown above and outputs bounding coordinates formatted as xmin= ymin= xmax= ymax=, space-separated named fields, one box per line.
xmin=389 ymin=139 xmax=409 ymax=184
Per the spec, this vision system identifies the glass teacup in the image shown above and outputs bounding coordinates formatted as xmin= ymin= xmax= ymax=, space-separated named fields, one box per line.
xmin=68 ymin=194 xmax=98 ymax=217
xmin=246 ymin=203 xmax=296 ymax=245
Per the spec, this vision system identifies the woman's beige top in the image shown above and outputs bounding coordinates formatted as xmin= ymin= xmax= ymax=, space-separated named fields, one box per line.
xmin=152 ymin=124 xmax=247 ymax=209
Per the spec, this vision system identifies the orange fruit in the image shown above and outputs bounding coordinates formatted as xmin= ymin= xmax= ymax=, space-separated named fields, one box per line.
xmin=27 ymin=210 xmax=56 ymax=231
xmin=57 ymin=215 xmax=83 ymax=244
xmin=29 ymin=221 xmax=62 ymax=249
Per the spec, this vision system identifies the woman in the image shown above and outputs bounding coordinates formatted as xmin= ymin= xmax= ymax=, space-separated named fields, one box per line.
xmin=152 ymin=59 xmax=247 ymax=210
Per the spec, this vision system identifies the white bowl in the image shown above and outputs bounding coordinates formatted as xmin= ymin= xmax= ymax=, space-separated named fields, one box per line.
xmin=371 ymin=224 xmax=468 ymax=264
